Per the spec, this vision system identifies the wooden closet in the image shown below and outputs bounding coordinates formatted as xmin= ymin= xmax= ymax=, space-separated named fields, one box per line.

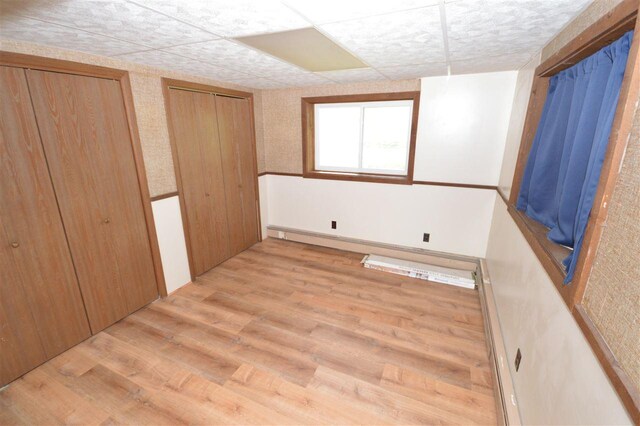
xmin=0 ymin=56 xmax=161 ymax=386
xmin=165 ymin=82 xmax=259 ymax=278
xmin=0 ymin=66 xmax=91 ymax=386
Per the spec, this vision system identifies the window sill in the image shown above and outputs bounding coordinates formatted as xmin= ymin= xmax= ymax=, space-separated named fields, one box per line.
xmin=506 ymin=204 xmax=571 ymax=292
xmin=303 ymin=170 xmax=412 ymax=185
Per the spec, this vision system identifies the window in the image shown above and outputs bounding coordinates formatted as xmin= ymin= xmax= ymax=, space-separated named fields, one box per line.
xmin=315 ymin=100 xmax=413 ymax=175
xmin=516 ymin=30 xmax=633 ymax=284
xmin=508 ymin=0 xmax=637 ymax=310
xmin=302 ymin=92 xmax=420 ymax=183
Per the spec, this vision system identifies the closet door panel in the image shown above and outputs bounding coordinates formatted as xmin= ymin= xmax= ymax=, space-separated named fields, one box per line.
xmin=0 ymin=233 xmax=45 ymax=385
xmin=216 ymin=96 xmax=245 ymax=255
xmin=26 ymin=70 xmax=157 ymax=332
xmin=0 ymin=65 xmax=90 ymax=372
xmin=232 ymin=98 xmax=259 ymax=248
xmin=167 ymin=88 xmax=229 ymax=275
xmin=216 ymin=96 xmax=259 ymax=254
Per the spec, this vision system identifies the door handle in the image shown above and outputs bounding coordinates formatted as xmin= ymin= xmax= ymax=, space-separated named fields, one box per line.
xmin=10 ymin=241 xmax=19 ymax=248
xmin=103 ymin=218 xmax=110 ymax=224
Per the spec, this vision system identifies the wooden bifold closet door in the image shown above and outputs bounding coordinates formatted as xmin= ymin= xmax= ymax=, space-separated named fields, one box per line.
xmin=167 ymin=88 xmax=259 ymax=277
xmin=216 ymin=96 xmax=259 ymax=255
xmin=26 ymin=70 xmax=158 ymax=333
xmin=0 ymin=66 xmax=90 ymax=385
xmin=167 ymin=88 xmax=231 ymax=276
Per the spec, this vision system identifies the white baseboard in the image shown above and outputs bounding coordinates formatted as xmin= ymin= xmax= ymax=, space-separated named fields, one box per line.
xmin=266 ymin=225 xmax=478 ymax=271
xmin=478 ymin=259 xmax=522 ymax=425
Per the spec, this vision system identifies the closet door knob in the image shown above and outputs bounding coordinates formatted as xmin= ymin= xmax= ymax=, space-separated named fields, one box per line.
xmin=10 ymin=241 xmax=19 ymax=248
xmin=103 ymin=218 xmax=110 ymax=224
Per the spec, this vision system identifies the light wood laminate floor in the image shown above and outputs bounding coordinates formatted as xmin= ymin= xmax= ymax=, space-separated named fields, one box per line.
xmin=0 ymin=239 xmax=496 ymax=425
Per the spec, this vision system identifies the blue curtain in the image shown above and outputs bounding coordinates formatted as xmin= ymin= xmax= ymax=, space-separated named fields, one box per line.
xmin=516 ymin=31 xmax=633 ymax=284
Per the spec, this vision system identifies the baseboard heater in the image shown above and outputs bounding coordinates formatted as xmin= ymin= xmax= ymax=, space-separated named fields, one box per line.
xmin=362 ymin=254 xmax=477 ymax=289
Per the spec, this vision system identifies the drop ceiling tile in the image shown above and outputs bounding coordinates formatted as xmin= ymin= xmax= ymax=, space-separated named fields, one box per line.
xmin=164 ymin=39 xmax=304 ymax=77
xmin=378 ymin=62 xmax=447 ymax=79
xmin=223 ymin=77 xmax=290 ymax=89
xmin=3 ymin=0 xmax=216 ymax=48
xmin=117 ymin=49 xmax=251 ymax=80
xmin=317 ymin=68 xmax=387 ymax=83
xmin=284 ymin=0 xmax=440 ymax=24
xmin=446 ymin=0 xmax=593 ymax=61
xmin=0 ymin=15 xmax=145 ymax=56
xmin=269 ymin=72 xmax=333 ymax=87
xmin=319 ymin=6 xmax=445 ymax=68
xmin=130 ymin=0 xmax=309 ymax=37
xmin=450 ymin=52 xmax=533 ymax=74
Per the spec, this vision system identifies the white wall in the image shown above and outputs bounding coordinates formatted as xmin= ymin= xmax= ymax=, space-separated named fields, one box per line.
xmin=415 ymin=71 xmax=517 ymax=185
xmin=266 ymin=175 xmax=496 ymax=258
xmin=258 ymin=175 xmax=269 ymax=239
xmin=263 ymin=71 xmax=518 ymax=257
xmin=486 ymin=198 xmax=631 ymax=425
xmin=151 ymin=196 xmax=191 ymax=294
xmin=498 ymin=56 xmax=538 ymax=198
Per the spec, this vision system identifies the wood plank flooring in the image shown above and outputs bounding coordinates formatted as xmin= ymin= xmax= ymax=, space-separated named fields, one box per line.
xmin=0 ymin=238 xmax=497 ymax=425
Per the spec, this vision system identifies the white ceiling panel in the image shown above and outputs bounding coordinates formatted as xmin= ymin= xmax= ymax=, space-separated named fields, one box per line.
xmin=269 ymin=71 xmax=333 ymax=87
xmin=164 ymin=39 xmax=304 ymax=77
xmin=0 ymin=15 xmax=145 ymax=56
xmin=317 ymin=68 xmax=387 ymax=84
xmin=116 ymin=49 xmax=252 ymax=80
xmin=2 ymin=0 xmax=217 ymax=48
xmin=446 ymin=0 xmax=593 ymax=61
xmin=223 ymin=77 xmax=290 ymax=89
xmin=284 ymin=0 xmax=440 ymax=24
xmin=319 ymin=6 xmax=445 ymax=68
xmin=450 ymin=51 xmax=533 ymax=74
xmin=378 ymin=62 xmax=448 ymax=80
xmin=130 ymin=0 xmax=309 ymax=37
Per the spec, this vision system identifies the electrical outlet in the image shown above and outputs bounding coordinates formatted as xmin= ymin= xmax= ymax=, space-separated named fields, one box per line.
xmin=331 ymin=220 xmax=337 ymax=229
xmin=423 ymin=233 xmax=430 ymax=242
xmin=515 ymin=348 xmax=522 ymax=372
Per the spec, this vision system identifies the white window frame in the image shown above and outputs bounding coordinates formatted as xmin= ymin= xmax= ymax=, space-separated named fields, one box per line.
xmin=313 ymin=100 xmax=414 ymax=176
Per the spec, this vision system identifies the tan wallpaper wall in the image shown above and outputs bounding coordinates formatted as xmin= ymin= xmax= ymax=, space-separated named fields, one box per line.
xmin=0 ymin=38 xmax=260 ymax=197
xmin=539 ymin=0 xmax=640 ymax=394
xmin=583 ymin=103 xmax=640 ymax=391
xmin=260 ymin=79 xmax=420 ymax=174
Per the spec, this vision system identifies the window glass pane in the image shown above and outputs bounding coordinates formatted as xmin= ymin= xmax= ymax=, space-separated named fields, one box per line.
xmin=362 ymin=105 xmax=412 ymax=172
xmin=316 ymin=105 xmax=361 ymax=169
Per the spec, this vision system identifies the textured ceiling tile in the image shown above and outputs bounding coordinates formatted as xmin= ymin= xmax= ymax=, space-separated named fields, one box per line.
xmin=450 ymin=52 xmax=533 ymax=74
xmin=320 ymin=6 xmax=445 ymax=68
xmin=284 ymin=0 xmax=440 ymax=24
xmin=0 ymin=15 xmax=145 ymax=56
xmin=3 ymin=0 xmax=216 ymax=48
xmin=378 ymin=62 xmax=447 ymax=79
xmin=164 ymin=39 xmax=304 ymax=77
xmin=268 ymin=71 xmax=334 ymax=87
xmin=317 ymin=68 xmax=388 ymax=83
xmin=223 ymin=77 xmax=290 ymax=89
xmin=117 ymin=49 xmax=251 ymax=80
xmin=130 ymin=0 xmax=309 ymax=37
xmin=446 ymin=0 xmax=593 ymax=61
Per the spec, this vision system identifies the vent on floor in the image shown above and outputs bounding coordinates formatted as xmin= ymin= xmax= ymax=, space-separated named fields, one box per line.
xmin=362 ymin=254 xmax=476 ymax=289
